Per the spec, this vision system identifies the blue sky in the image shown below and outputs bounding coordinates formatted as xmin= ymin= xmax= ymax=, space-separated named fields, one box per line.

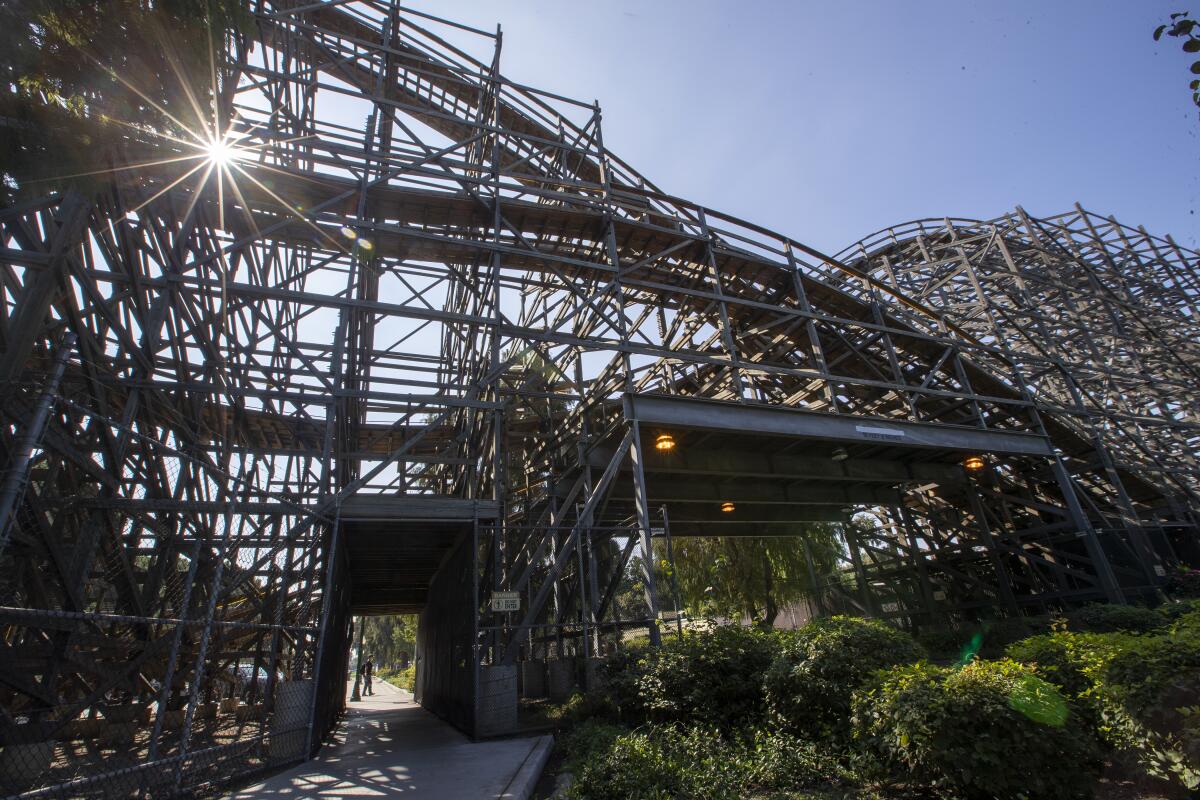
xmin=416 ymin=1 xmax=1198 ymax=250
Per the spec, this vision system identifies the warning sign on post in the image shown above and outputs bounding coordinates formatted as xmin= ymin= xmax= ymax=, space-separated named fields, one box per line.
xmin=490 ymin=591 xmax=520 ymax=612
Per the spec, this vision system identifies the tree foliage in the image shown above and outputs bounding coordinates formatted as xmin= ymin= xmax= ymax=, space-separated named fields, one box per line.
xmin=764 ymin=615 xmax=924 ymax=739
xmin=359 ymin=614 xmax=418 ymax=672
xmin=852 ymin=660 xmax=1100 ymax=799
xmin=668 ymin=524 xmax=841 ymax=625
xmin=1 ymin=0 xmax=250 ymax=201
xmin=1155 ymin=11 xmax=1200 ymax=110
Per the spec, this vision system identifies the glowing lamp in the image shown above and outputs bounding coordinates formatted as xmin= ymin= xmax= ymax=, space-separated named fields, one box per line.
xmin=720 ymin=501 xmax=735 ymax=513
xmin=963 ymin=455 xmax=985 ymax=472
xmin=654 ymin=433 xmax=675 ymax=452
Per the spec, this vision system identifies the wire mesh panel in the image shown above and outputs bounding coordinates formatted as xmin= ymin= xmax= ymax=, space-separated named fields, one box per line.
xmin=0 ymin=382 xmax=333 ymax=798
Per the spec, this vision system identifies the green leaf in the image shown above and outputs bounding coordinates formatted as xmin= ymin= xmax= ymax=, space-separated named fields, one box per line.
xmin=1185 ymin=38 xmax=1200 ymax=52
xmin=1156 ymin=24 xmax=1168 ymax=41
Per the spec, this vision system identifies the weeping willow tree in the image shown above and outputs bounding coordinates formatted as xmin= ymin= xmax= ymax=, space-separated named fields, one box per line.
xmin=668 ymin=524 xmax=842 ymax=627
xmin=360 ymin=614 xmax=419 ymax=672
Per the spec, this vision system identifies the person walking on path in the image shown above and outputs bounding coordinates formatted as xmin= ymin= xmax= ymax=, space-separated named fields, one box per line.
xmin=363 ymin=655 xmax=374 ymax=696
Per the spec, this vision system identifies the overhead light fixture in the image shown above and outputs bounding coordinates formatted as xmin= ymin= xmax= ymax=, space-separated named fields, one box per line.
xmin=720 ymin=501 xmax=735 ymax=513
xmin=655 ymin=433 xmax=676 ymax=452
xmin=358 ymin=238 xmax=374 ymax=251
xmin=831 ymin=446 xmax=849 ymax=462
xmin=340 ymin=226 xmax=357 ymax=240
xmin=963 ymin=454 xmax=985 ymax=472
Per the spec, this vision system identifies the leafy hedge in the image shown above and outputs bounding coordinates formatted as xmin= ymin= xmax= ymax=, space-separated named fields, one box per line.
xmin=562 ymin=720 xmax=849 ymax=800
xmin=917 ymin=615 xmax=1053 ymax=661
xmin=1005 ymin=630 xmax=1138 ymax=700
xmin=602 ymin=625 xmax=781 ymax=727
xmin=1166 ymin=566 xmax=1200 ymax=599
xmin=1066 ymin=602 xmax=1167 ymax=634
xmin=1006 ymin=620 xmax=1200 ymax=790
xmin=378 ymin=665 xmax=415 ymax=692
xmin=852 ymin=659 xmax=1099 ymax=799
xmin=1096 ymin=623 xmax=1200 ymax=789
xmin=567 ymin=605 xmax=1200 ymax=798
xmin=763 ymin=616 xmax=923 ymax=739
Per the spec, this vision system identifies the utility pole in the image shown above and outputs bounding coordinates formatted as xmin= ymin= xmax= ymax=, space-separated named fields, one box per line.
xmin=350 ymin=617 xmax=364 ymax=701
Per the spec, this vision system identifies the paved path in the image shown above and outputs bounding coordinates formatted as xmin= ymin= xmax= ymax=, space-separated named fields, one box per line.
xmin=227 ymin=679 xmax=550 ymax=799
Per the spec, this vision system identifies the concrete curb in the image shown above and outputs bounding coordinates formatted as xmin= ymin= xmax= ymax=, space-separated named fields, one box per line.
xmin=498 ymin=734 xmax=554 ymax=799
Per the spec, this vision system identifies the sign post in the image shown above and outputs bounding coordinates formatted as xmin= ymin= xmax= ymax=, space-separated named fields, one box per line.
xmin=490 ymin=591 xmax=520 ymax=613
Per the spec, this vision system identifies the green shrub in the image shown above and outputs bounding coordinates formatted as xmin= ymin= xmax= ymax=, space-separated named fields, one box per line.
xmin=564 ymin=721 xmax=849 ymax=800
xmin=1066 ymin=603 xmax=1166 ymax=634
xmin=1159 ymin=598 xmax=1200 ymax=623
xmin=1165 ymin=566 xmax=1200 ymax=599
xmin=918 ymin=615 xmax=1053 ymax=662
xmin=1008 ymin=625 xmax=1200 ymax=790
xmin=1094 ymin=627 xmax=1200 ymax=789
xmin=1005 ymin=630 xmax=1138 ymax=700
xmin=914 ymin=626 xmax=966 ymax=661
xmin=601 ymin=625 xmax=782 ymax=727
xmin=852 ymin=660 xmax=1100 ymax=799
xmin=379 ymin=665 xmax=415 ymax=692
xmin=560 ymin=720 xmax=629 ymax=773
xmin=763 ymin=616 xmax=923 ymax=739
xmin=558 ymin=690 xmax=618 ymax=723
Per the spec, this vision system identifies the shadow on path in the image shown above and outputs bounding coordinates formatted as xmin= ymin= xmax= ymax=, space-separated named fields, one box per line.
xmin=227 ymin=680 xmax=546 ymax=799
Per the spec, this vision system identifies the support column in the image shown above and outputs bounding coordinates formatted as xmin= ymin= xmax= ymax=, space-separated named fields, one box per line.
xmin=964 ymin=481 xmax=1021 ymax=616
xmin=628 ymin=421 xmax=662 ymax=646
xmin=0 ymin=332 xmax=75 ymax=555
xmin=1050 ymin=457 xmax=1125 ymax=604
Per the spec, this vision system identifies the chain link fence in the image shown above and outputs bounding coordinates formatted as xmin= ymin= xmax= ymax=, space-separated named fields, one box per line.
xmin=0 ymin=380 xmax=340 ymax=798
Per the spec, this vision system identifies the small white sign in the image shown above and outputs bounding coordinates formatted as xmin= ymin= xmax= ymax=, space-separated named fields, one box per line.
xmin=1154 ymin=565 xmax=1167 ymax=577
xmin=854 ymin=424 xmax=906 ymax=440
xmin=490 ymin=591 xmax=520 ymax=612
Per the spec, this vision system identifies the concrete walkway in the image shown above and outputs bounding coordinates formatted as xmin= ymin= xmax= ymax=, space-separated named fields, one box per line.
xmin=227 ymin=679 xmax=551 ymax=799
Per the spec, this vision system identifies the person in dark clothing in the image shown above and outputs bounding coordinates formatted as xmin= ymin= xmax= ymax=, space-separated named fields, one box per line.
xmin=363 ymin=655 xmax=374 ymax=696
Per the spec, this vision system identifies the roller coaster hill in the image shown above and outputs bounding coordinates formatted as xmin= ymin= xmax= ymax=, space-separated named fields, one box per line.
xmin=0 ymin=1 xmax=1197 ymax=796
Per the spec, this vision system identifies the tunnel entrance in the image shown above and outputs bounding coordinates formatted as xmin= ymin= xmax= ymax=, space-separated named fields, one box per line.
xmin=338 ymin=495 xmax=501 ymax=737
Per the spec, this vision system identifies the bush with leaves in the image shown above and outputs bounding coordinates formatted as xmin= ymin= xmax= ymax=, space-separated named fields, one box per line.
xmin=1093 ymin=625 xmax=1200 ymax=790
xmin=1165 ymin=566 xmax=1200 ymax=600
xmin=378 ymin=665 xmax=415 ymax=692
xmin=1005 ymin=630 xmax=1137 ymax=701
xmin=852 ymin=659 xmax=1100 ymax=799
xmin=1066 ymin=602 xmax=1167 ymax=634
xmin=763 ymin=616 xmax=923 ymax=739
xmin=563 ymin=720 xmax=850 ymax=800
xmin=918 ymin=615 xmax=1053 ymax=662
xmin=1008 ymin=623 xmax=1200 ymax=790
xmin=1160 ymin=598 xmax=1200 ymax=623
xmin=602 ymin=625 xmax=782 ymax=727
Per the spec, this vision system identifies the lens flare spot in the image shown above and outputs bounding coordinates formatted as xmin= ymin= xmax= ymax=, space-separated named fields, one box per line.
xmin=1007 ymin=672 xmax=1069 ymax=726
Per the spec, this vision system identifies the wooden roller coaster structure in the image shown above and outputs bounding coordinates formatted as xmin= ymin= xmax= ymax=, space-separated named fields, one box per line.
xmin=0 ymin=1 xmax=1196 ymax=795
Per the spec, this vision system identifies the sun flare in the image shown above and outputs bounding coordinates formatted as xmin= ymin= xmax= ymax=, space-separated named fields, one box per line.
xmin=204 ymin=135 xmax=238 ymax=166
